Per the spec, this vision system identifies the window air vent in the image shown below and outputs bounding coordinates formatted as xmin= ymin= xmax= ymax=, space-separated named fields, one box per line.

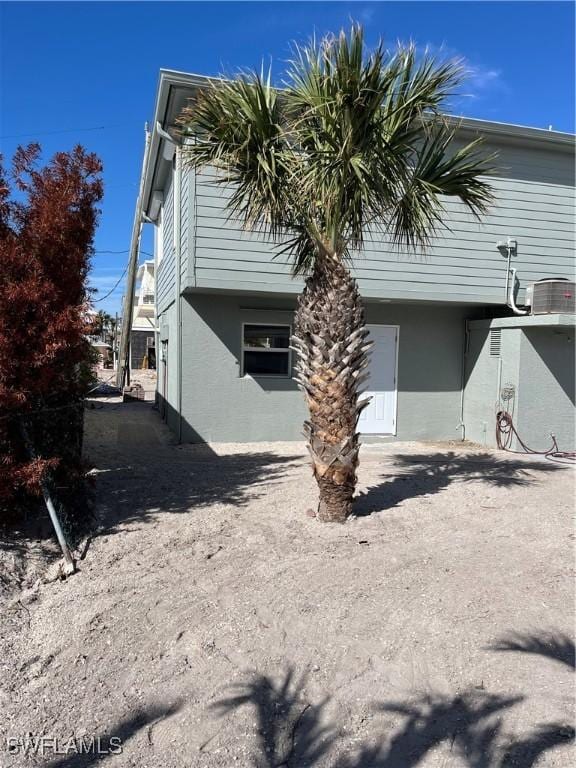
xmin=489 ymin=328 xmax=502 ymax=357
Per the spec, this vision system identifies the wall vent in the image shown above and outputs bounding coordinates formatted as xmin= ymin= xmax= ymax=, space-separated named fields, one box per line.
xmin=489 ymin=328 xmax=502 ymax=357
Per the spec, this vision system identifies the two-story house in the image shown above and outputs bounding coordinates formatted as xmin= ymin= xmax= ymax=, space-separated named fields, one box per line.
xmin=130 ymin=259 xmax=156 ymax=371
xmin=140 ymin=70 xmax=575 ymax=451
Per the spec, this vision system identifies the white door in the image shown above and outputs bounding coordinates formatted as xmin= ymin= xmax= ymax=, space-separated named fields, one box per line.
xmin=358 ymin=324 xmax=398 ymax=435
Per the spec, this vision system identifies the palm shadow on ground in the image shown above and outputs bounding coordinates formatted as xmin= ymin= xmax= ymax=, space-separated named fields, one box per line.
xmin=46 ymin=703 xmax=180 ymax=767
xmin=354 ymin=452 xmax=562 ymax=517
xmin=211 ymin=669 xmax=334 ymax=767
xmin=487 ymin=629 xmax=575 ymax=670
xmin=213 ymin=667 xmax=574 ymax=768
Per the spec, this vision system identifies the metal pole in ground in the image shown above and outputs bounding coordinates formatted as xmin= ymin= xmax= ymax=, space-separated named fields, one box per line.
xmin=20 ymin=420 xmax=75 ymax=575
xmin=39 ymin=481 xmax=76 ymax=575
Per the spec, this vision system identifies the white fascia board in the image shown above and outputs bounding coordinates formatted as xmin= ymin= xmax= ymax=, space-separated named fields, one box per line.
xmin=143 ymin=71 xmax=219 ymax=216
xmin=441 ymin=114 xmax=574 ymax=149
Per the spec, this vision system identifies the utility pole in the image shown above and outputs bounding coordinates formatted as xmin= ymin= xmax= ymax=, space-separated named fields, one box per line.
xmin=116 ymin=124 xmax=152 ymax=389
xmin=113 ymin=311 xmax=118 ymax=370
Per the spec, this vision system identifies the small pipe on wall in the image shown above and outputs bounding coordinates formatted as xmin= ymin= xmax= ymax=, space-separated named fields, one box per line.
xmin=508 ymin=267 xmax=529 ymax=316
xmin=498 ymin=238 xmax=529 ymax=316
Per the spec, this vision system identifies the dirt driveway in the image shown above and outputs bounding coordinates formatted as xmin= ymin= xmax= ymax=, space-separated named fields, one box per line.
xmin=1 ymin=399 xmax=574 ymax=767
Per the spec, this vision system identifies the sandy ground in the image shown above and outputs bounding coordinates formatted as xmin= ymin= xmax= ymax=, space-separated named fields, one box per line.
xmin=125 ymin=369 xmax=157 ymax=401
xmin=92 ymin=367 xmax=157 ymax=401
xmin=1 ymin=398 xmax=574 ymax=767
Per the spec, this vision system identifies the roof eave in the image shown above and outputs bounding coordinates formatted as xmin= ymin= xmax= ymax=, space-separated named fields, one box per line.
xmin=142 ymin=69 xmax=575 ymax=214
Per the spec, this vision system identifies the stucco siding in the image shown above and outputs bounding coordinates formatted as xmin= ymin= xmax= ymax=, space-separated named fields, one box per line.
xmin=517 ymin=328 xmax=575 ymax=451
xmin=157 ymin=302 xmax=179 ymax=434
xmin=463 ymin=327 xmax=523 ymax=447
xmin=366 ymin=303 xmax=470 ymax=441
xmin=462 ymin=330 xmax=493 ymax=446
xmin=178 ymin=295 xmax=472 ymax=443
xmin=180 ymin=295 xmax=303 ymax=442
xmin=463 ymin=323 xmax=575 ymax=450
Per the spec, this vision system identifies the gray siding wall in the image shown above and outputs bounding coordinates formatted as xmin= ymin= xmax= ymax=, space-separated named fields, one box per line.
xmin=183 ymin=139 xmax=574 ymax=304
xmin=156 ymin=173 xmax=175 ymax=314
xmin=367 ymin=302 xmax=470 ymax=442
xmin=156 ymin=165 xmax=195 ymax=313
xmin=180 ymin=163 xmax=191 ymax=285
xmin=179 ymin=294 xmax=470 ymax=443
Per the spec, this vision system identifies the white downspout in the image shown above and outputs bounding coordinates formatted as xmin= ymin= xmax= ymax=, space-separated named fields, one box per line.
xmin=508 ymin=267 xmax=529 ymax=315
xmin=458 ymin=319 xmax=470 ymax=441
xmin=501 ymin=239 xmax=528 ymax=316
xmin=156 ymin=121 xmax=173 ymax=145
xmin=174 ymin=147 xmax=183 ymax=443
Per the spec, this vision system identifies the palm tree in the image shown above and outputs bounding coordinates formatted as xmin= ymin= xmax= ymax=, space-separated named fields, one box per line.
xmin=178 ymin=26 xmax=495 ymax=523
xmin=91 ymin=310 xmax=113 ymax=340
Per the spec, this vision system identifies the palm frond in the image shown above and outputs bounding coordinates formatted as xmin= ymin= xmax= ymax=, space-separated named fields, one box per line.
xmin=177 ymin=72 xmax=294 ymax=240
xmin=177 ymin=23 xmax=496 ymax=270
xmin=389 ymin=126 xmax=497 ymax=249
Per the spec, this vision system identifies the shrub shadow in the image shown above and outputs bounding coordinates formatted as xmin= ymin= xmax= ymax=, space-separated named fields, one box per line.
xmin=81 ymin=400 xmax=303 ymax=536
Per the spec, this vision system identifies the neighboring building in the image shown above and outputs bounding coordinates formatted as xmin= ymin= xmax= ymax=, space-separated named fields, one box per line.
xmin=87 ymin=309 xmax=115 ymax=368
xmin=140 ymin=70 xmax=575 ymax=449
xmin=130 ymin=260 xmax=156 ymax=370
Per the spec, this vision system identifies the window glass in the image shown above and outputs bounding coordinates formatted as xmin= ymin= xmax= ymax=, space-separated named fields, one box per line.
xmin=242 ymin=324 xmax=291 ymax=376
xmin=244 ymin=351 xmax=289 ymax=376
xmin=243 ymin=325 xmax=290 ymax=349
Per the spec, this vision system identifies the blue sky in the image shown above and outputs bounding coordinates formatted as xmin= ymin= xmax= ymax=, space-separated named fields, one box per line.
xmin=1 ymin=1 xmax=574 ymax=314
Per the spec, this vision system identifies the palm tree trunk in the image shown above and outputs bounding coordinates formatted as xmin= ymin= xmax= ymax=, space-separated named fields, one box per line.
xmin=293 ymin=254 xmax=372 ymax=522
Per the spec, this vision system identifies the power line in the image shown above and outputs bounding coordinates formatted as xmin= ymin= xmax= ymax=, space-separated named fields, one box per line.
xmin=91 ymin=249 xmax=154 ymax=302
xmin=0 ymin=121 xmax=141 ymax=140
xmin=94 ymin=250 xmax=154 ymax=257
xmin=93 ymin=265 xmax=128 ymax=303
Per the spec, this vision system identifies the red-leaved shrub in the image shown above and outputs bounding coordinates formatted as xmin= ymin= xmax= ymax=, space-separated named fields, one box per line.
xmin=0 ymin=144 xmax=103 ymax=514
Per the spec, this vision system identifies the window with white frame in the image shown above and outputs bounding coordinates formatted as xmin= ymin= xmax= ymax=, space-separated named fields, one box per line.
xmin=242 ymin=324 xmax=291 ymax=377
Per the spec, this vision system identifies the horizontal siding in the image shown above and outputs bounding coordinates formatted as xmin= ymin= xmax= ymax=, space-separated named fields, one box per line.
xmin=185 ymin=137 xmax=575 ymax=304
xmin=157 ymin=174 xmax=175 ymax=314
xmin=158 ymin=135 xmax=575 ymax=311
xmin=195 ymin=219 xmax=575 ymax=254
xmin=196 ymin=254 xmax=574 ymax=283
xmin=196 ymin=204 xmax=575 ymax=238
xmin=180 ymin=166 xmax=191 ymax=283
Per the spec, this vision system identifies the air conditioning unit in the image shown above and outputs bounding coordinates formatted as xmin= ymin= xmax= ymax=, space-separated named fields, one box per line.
xmin=530 ymin=278 xmax=576 ymax=315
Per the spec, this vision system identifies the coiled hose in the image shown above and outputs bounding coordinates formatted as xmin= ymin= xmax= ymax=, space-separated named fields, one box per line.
xmin=496 ymin=411 xmax=576 ymax=464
